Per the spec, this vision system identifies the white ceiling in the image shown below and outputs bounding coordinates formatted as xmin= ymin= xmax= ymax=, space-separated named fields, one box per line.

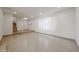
xmin=2 ymin=7 xmax=73 ymax=20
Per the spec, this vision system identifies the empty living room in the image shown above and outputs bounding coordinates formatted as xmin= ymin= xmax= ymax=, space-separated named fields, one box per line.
xmin=0 ymin=7 xmax=79 ymax=52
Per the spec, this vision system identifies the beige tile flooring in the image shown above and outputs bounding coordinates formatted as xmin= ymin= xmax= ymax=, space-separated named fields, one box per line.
xmin=0 ymin=32 xmax=79 ymax=52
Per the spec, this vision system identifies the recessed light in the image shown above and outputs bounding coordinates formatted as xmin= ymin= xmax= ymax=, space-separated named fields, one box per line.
xmin=40 ymin=12 xmax=42 ymax=15
xmin=14 ymin=11 xmax=16 ymax=14
xmin=31 ymin=16 xmax=34 ymax=18
xmin=24 ymin=17 xmax=28 ymax=20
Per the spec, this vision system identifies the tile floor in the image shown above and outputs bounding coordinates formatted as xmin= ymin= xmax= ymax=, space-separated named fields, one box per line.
xmin=0 ymin=32 xmax=79 ymax=52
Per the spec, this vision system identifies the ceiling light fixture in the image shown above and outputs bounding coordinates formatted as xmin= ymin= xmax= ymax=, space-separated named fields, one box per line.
xmin=24 ymin=17 xmax=28 ymax=20
xmin=31 ymin=16 xmax=34 ymax=18
xmin=14 ymin=11 xmax=16 ymax=14
xmin=40 ymin=12 xmax=42 ymax=15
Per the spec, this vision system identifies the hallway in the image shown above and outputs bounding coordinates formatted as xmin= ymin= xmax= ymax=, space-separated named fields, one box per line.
xmin=0 ymin=32 xmax=79 ymax=52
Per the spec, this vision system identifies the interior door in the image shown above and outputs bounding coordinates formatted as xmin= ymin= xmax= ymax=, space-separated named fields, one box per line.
xmin=13 ymin=22 xmax=17 ymax=33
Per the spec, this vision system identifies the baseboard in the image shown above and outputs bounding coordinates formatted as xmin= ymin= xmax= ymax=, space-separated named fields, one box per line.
xmin=34 ymin=31 xmax=75 ymax=40
xmin=3 ymin=30 xmax=34 ymax=37
xmin=0 ymin=35 xmax=3 ymax=45
xmin=76 ymin=40 xmax=79 ymax=47
xmin=3 ymin=33 xmax=24 ymax=37
xmin=3 ymin=34 xmax=14 ymax=37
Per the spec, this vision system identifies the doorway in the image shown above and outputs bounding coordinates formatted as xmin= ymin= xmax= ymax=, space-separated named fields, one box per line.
xmin=13 ymin=22 xmax=17 ymax=33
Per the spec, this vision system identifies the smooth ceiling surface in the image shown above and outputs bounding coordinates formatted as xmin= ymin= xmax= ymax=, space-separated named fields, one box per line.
xmin=5 ymin=7 xmax=72 ymax=19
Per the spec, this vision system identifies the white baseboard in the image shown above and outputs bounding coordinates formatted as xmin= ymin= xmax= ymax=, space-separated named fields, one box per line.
xmin=76 ymin=40 xmax=79 ymax=47
xmin=34 ymin=31 xmax=75 ymax=40
xmin=0 ymin=35 xmax=3 ymax=43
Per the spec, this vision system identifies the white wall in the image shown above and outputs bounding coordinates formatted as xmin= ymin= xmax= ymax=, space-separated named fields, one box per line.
xmin=30 ymin=8 xmax=75 ymax=39
xmin=16 ymin=18 xmax=29 ymax=31
xmin=0 ymin=8 xmax=3 ymax=41
xmin=28 ymin=20 xmax=35 ymax=31
xmin=3 ymin=13 xmax=14 ymax=35
xmin=76 ymin=8 xmax=79 ymax=46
